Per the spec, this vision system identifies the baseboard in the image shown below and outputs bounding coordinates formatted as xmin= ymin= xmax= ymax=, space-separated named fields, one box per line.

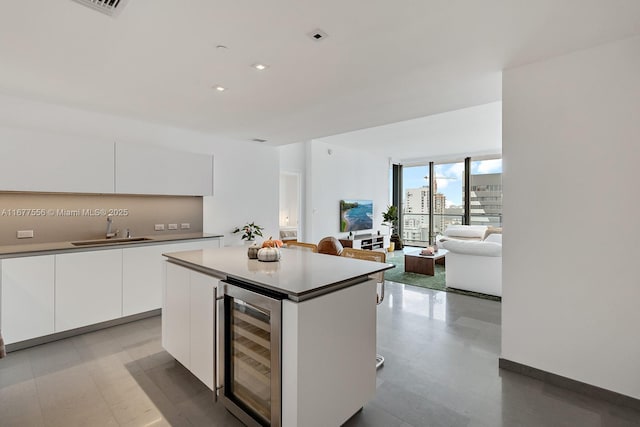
xmin=499 ymin=358 xmax=640 ymax=411
xmin=6 ymin=309 xmax=161 ymax=352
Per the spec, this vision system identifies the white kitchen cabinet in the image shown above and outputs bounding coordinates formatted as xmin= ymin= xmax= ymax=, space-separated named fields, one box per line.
xmin=55 ymin=250 xmax=123 ymax=332
xmin=190 ymin=270 xmax=219 ymax=389
xmin=123 ymin=244 xmax=174 ymax=316
xmin=163 ymin=261 xmax=191 ymax=367
xmin=115 ymin=142 xmax=213 ymax=196
xmin=0 ymin=128 xmax=114 ymax=193
xmin=163 ymin=260 xmax=220 ymax=390
xmin=282 ymin=280 xmax=376 ymax=427
xmin=123 ymin=238 xmax=221 ymax=316
xmin=0 ymin=255 xmax=55 ymax=344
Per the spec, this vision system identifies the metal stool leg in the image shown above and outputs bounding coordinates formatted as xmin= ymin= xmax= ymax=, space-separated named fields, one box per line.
xmin=376 ymin=354 xmax=384 ymax=369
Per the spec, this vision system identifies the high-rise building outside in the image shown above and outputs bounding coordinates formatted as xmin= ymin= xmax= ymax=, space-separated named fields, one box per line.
xmin=465 ymin=172 xmax=503 ymax=227
xmin=402 ymin=179 xmax=447 ymax=243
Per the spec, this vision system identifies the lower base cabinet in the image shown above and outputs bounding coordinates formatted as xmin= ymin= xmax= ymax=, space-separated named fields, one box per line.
xmin=55 ymin=250 xmax=123 ymax=332
xmin=0 ymin=256 xmax=55 ymax=344
xmin=0 ymin=238 xmax=222 ymax=347
xmin=163 ymin=261 xmax=219 ymax=390
xmin=123 ymin=244 xmax=175 ymax=316
xmin=124 ymin=239 xmax=222 ymax=316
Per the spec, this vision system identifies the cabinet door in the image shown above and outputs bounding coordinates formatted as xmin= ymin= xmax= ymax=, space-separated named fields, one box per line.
xmin=1 ymin=256 xmax=55 ymax=344
xmin=0 ymin=128 xmax=114 ymax=193
xmin=115 ymin=142 xmax=213 ymax=196
xmin=55 ymin=250 xmax=123 ymax=332
xmin=122 ymin=244 xmax=174 ymax=316
xmin=123 ymin=239 xmax=221 ymax=317
xmin=163 ymin=261 xmax=191 ymax=367
xmin=190 ymin=270 xmax=219 ymax=390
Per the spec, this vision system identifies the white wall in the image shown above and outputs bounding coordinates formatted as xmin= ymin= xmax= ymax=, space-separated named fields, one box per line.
xmin=0 ymin=93 xmax=280 ymax=244
xmin=305 ymin=140 xmax=389 ymax=244
xmin=279 ymin=142 xmax=306 ymax=173
xmin=318 ymin=102 xmax=502 ymax=164
xmin=502 ymin=36 xmax=640 ymax=399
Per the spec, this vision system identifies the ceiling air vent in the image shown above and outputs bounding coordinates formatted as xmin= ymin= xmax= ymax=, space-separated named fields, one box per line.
xmin=308 ymin=29 xmax=328 ymax=42
xmin=71 ymin=0 xmax=131 ymax=17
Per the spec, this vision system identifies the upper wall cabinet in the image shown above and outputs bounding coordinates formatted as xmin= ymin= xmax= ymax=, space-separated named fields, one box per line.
xmin=115 ymin=142 xmax=213 ymax=196
xmin=0 ymin=128 xmax=114 ymax=193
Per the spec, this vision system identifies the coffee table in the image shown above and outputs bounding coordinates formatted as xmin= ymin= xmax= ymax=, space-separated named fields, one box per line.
xmin=405 ymin=249 xmax=448 ymax=276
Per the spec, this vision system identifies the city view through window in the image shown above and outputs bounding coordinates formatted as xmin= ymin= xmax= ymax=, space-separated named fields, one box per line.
xmin=401 ymin=159 xmax=502 ymax=246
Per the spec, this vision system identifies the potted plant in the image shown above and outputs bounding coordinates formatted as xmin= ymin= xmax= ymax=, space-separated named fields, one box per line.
xmin=232 ymin=222 xmax=264 ymax=242
xmin=381 ymin=205 xmax=403 ymax=251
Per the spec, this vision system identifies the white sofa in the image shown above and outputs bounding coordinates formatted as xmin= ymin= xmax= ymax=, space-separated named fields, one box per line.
xmin=440 ymin=233 xmax=502 ymax=297
xmin=438 ymin=225 xmax=487 ymax=244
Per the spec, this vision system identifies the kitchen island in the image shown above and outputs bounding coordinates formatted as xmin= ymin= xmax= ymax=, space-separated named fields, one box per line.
xmin=162 ymin=245 xmax=393 ymax=427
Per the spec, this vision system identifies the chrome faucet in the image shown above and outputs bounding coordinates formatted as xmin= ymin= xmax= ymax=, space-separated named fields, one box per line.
xmin=105 ymin=216 xmax=119 ymax=238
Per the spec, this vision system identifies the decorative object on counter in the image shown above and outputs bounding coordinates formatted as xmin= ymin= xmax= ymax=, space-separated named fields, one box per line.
xmin=261 ymin=236 xmax=283 ymax=248
xmin=382 ymin=205 xmax=403 ymax=250
xmin=257 ymin=246 xmax=281 ymax=262
xmin=317 ymin=236 xmax=344 ymax=256
xmin=232 ymin=222 xmax=264 ymax=241
xmin=247 ymin=243 xmax=261 ymax=259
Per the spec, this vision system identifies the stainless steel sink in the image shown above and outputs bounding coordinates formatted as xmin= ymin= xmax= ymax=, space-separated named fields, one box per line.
xmin=71 ymin=237 xmax=153 ymax=246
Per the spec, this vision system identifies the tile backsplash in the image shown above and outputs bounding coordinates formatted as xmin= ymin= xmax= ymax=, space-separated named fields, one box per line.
xmin=0 ymin=192 xmax=202 ymax=245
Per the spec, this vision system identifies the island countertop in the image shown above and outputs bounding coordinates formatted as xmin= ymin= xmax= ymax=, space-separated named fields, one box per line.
xmin=163 ymin=246 xmax=394 ymax=301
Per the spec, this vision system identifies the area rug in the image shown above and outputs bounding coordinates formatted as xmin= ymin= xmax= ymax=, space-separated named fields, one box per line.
xmin=384 ymin=250 xmax=501 ymax=302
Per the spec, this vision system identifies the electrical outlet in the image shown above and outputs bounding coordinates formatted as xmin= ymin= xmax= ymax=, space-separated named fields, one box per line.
xmin=168 ymin=224 xmax=178 ymax=230
xmin=181 ymin=223 xmax=190 ymax=229
xmin=154 ymin=224 xmax=165 ymax=231
xmin=17 ymin=230 xmax=34 ymax=239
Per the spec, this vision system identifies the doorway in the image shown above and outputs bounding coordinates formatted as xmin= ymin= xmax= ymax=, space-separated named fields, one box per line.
xmin=279 ymin=172 xmax=301 ymax=242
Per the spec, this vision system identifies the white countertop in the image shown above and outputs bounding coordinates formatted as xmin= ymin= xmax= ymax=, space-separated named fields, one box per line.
xmin=163 ymin=246 xmax=394 ymax=301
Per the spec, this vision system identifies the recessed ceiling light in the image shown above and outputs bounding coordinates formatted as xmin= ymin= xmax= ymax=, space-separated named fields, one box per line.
xmin=214 ymin=85 xmax=226 ymax=92
xmin=252 ymin=63 xmax=269 ymax=71
xmin=216 ymin=45 xmax=228 ymax=50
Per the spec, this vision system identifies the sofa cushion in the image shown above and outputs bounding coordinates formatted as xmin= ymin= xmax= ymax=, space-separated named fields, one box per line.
xmin=441 ymin=239 xmax=502 ymax=257
xmin=484 ymin=233 xmax=502 ymax=244
xmin=483 ymin=226 xmax=502 ymax=240
xmin=444 ymin=225 xmax=487 ymax=239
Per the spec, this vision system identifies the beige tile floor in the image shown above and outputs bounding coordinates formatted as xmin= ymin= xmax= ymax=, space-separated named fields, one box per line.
xmin=1 ymin=281 xmax=639 ymax=426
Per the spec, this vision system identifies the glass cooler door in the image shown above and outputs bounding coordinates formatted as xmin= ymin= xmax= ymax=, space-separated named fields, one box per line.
xmin=220 ymin=281 xmax=282 ymax=427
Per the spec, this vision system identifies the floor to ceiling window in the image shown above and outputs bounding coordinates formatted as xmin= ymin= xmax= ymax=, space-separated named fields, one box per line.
xmin=433 ymin=161 xmax=465 ymax=235
xmin=395 ymin=157 xmax=502 ymax=247
xmin=468 ymin=158 xmax=503 ymax=227
xmin=401 ymin=165 xmax=430 ymax=245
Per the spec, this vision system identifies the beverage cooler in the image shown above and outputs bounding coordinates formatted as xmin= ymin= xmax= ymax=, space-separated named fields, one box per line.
xmin=216 ymin=280 xmax=285 ymax=427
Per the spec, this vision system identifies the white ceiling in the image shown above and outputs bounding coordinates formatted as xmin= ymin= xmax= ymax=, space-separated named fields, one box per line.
xmin=0 ymin=1 xmax=639 ymax=146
